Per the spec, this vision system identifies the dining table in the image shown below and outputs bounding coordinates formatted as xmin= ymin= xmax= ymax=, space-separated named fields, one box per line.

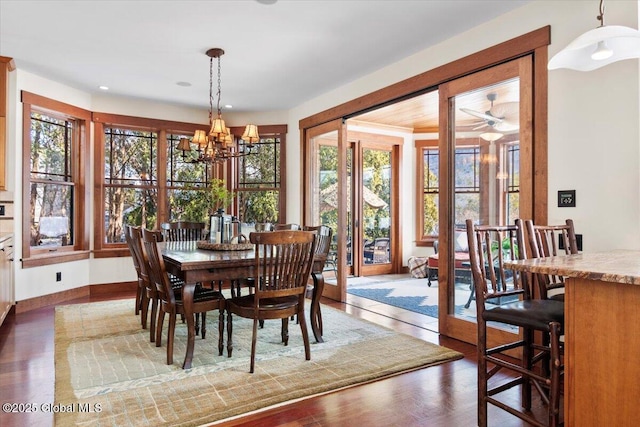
xmin=161 ymin=240 xmax=325 ymax=369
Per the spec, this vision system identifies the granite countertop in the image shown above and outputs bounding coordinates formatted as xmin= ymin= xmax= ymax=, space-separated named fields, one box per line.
xmin=505 ymin=250 xmax=640 ymax=286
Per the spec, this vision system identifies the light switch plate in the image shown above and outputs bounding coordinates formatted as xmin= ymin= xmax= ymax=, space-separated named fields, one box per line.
xmin=557 ymin=190 xmax=575 ymax=207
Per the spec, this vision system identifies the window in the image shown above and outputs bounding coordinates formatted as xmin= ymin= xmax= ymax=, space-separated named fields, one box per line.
xmin=502 ymin=143 xmax=520 ymax=224
xmin=93 ymin=116 xmax=286 ymax=256
xmin=21 ymin=91 xmax=90 ymax=267
xmin=416 ymin=140 xmax=481 ymax=245
xmin=166 ymin=133 xmax=211 ymax=224
xmin=234 ymin=125 xmax=286 ymax=224
xmin=103 ymin=126 xmax=158 ymax=243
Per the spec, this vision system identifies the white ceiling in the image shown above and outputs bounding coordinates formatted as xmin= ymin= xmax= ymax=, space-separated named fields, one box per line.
xmin=0 ymin=0 xmax=529 ymax=113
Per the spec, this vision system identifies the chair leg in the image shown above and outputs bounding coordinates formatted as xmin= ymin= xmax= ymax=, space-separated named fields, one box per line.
xmin=522 ymin=327 xmax=533 ymax=410
xmin=201 ymin=312 xmax=207 ymax=339
xmin=250 ymin=318 xmax=259 ymax=373
xmin=195 ymin=313 xmax=200 ymax=336
xmin=218 ymin=309 xmax=224 ymax=356
xmin=281 ymin=318 xmax=289 ymax=346
xmin=135 ymin=283 xmax=142 ymax=315
xmin=299 ymin=304 xmax=311 ymax=361
xmin=149 ymin=297 xmax=158 ymax=343
xmin=477 ymin=322 xmax=488 ymax=427
xmin=548 ymin=322 xmax=562 ymax=427
xmin=226 ymin=310 xmax=233 ymax=357
xmin=140 ymin=292 xmax=149 ymax=329
xmin=156 ymin=309 xmax=165 ymax=347
xmin=167 ymin=313 xmax=176 ymax=365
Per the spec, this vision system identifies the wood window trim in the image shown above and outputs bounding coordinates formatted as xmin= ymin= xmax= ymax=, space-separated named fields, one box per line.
xmin=21 ymin=91 xmax=91 ymax=268
xmin=415 ymin=139 xmax=438 ymax=247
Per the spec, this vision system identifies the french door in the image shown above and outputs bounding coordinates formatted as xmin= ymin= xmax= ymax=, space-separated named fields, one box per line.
xmin=438 ymin=57 xmax=534 ymax=345
xmin=304 ymin=123 xmax=401 ymax=301
xmin=304 ymin=120 xmax=348 ymax=301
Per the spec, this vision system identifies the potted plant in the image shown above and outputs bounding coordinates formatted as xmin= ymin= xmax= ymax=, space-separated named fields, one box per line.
xmin=206 ymin=178 xmax=234 ymax=215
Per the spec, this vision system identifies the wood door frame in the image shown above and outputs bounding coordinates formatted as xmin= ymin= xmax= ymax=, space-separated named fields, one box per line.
xmin=438 ymin=57 xmax=534 ymax=345
xmin=347 ymin=130 xmax=403 ymax=276
xmin=303 ymin=119 xmax=348 ymax=302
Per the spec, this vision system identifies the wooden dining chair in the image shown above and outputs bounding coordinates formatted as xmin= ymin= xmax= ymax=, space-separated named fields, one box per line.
xmin=273 ymin=223 xmax=301 ymax=230
xmin=142 ymin=228 xmax=226 ymax=365
xmin=124 ymin=224 xmax=145 ymax=318
xmin=225 ymin=230 xmax=316 ymax=373
xmin=466 ymin=218 xmax=564 ymax=427
xmin=303 ymin=225 xmax=333 ymax=342
xmin=525 ymin=219 xmax=578 ymax=301
xmin=160 ymin=221 xmax=206 ymax=242
xmin=129 ymin=226 xmax=179 ymax=342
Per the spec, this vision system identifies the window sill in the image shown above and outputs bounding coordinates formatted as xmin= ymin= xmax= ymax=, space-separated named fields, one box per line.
xmin=22 ymin=250 xmax=91 ymax=268
xmin=92 ymin=248 xmax=130 ymax=259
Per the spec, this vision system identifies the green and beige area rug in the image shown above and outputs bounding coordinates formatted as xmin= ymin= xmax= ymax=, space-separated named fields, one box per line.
xmin=55 ymin=299 xmax=462 ymax=426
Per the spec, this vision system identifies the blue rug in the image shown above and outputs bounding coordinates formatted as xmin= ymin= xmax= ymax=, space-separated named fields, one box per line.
xmin=347 ymin=287 xmax=465 ymax=318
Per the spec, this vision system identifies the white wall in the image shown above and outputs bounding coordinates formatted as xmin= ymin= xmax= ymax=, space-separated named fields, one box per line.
xmin=286 ymin=0 xmax=640 ymax=254
xmin=6 ymin=0 xmax=640 ymax=300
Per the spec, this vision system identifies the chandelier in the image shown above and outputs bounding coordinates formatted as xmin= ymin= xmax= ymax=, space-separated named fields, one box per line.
xmin=177 ymin=48 xmax=260 ymax=164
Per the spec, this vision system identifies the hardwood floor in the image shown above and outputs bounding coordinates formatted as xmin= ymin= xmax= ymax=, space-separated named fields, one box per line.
xmin=0 ymin=288 xmax=543 ymax=427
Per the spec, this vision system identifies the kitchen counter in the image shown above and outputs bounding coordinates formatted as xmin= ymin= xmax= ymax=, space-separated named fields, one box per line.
xmin=506 ymin=250 xmax=640 ymax=426
xmin=506 ymin=249 xmax=640 ymax=285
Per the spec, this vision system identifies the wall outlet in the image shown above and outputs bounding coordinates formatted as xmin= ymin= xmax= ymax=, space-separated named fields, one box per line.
xmin=56 ymin=272 xmax=62 ymax=282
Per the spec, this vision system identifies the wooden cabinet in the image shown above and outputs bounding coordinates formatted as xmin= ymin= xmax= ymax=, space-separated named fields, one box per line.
xmin=0 ymin=56 xmax=15 ymax=191
xmin=0 ymin=234 xmax=14 ymax=326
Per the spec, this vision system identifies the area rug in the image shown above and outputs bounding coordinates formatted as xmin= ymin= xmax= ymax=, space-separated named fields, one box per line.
xmin=55 ymin=299 xmax=462 ymax=426
xmin=347 ymin=277 xmax=471 ymax=318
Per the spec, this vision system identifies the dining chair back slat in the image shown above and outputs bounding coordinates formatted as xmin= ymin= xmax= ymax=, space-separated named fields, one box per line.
xmin=525 ymin=219 xmax=578 ymax=300
xmin=161 ymin=221 xmax=206 ymax=242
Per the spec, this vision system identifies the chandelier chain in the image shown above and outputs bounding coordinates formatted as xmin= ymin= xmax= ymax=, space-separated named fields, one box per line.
xmin=216 ymin=55 xmax=222 ymax=118
xmin=209 ymin=57 xmax=214 ymax=123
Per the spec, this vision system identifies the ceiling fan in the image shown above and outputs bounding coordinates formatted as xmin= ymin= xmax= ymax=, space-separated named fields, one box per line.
xmin=459 ymin=93 xmax=519 ymax=132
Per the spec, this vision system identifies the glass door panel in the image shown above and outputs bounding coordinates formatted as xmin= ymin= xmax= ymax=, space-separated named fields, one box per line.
xmin=361 ymin=147 xmax=392 ymax=267
xmin=305 ymin=120 xmax=348 ymax=302
xmin=438 ymin=57 xmax=533 ymax=345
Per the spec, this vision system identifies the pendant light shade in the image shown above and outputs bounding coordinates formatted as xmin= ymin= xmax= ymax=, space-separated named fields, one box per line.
xmin=548 ymin=25 xmax=640 ymax=71
xmin=548 ymin=0 xmax=640 ymax=72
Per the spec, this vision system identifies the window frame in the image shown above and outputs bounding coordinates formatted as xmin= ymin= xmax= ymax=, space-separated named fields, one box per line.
xmin=21 ymin=91 xmax=91 ymax=267
xmin=93 ymin=115 xmax=287 ymax=258
xmin=231 ymin=124 xmax=287 ymax=223
xmin=415 ymin=139 xmax=439 ymax=247
xmin=416 ymin=139 xmax=483 ymax=246
xmin=92 ymin=113 xmax=205 ymax=257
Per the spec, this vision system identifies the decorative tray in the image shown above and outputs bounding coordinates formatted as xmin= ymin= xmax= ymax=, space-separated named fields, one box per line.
xmin=197 ymin=240 xmax=254 ymax=251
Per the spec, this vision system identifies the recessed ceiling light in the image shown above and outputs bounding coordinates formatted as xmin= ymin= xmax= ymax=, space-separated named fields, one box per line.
xmin=176 ymin=81 xmax=192 ymax=87
xmin=99 ymin=85 xmax=109 ymax=91
xmin=224 ymin=104 xmax=233 ymax=109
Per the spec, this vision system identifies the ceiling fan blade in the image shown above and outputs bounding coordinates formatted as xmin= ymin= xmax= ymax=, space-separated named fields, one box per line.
xmin=472 ymin=123 xmax=489 ymax=130
xmin=459 ymin=107 xmax=503 ymax=123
